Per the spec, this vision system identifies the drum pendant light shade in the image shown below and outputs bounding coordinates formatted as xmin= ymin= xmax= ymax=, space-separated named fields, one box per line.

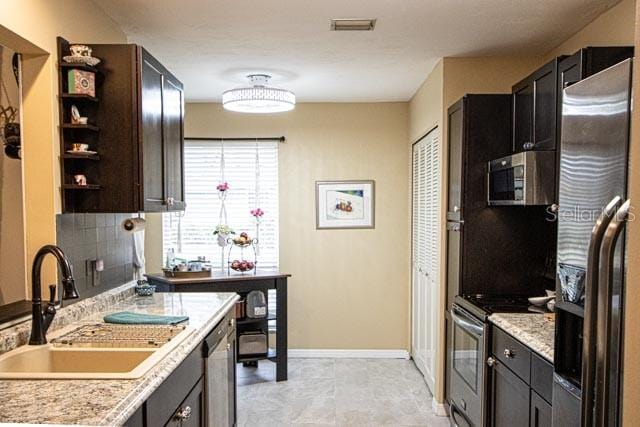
xmin=222 ymin=74 xmax=295 ymax=113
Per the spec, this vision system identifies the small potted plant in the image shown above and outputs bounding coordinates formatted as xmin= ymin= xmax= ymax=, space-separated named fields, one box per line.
xmin=214 ymin=224 xmax=235 ymax=247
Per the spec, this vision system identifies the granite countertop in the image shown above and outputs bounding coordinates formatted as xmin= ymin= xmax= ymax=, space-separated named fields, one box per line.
xmin=488 ymin=313 xmax=555 ymax=362
xmin=0 ymin=286 xmax=239 ymax=426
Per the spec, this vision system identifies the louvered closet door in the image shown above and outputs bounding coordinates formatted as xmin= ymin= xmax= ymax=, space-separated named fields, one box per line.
xmin=411 ymin=128 xmax=440 ymax=394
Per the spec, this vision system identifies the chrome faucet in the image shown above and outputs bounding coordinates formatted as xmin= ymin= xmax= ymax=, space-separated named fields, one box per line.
xmin=29 ymin=245 xmax=79 ymax=345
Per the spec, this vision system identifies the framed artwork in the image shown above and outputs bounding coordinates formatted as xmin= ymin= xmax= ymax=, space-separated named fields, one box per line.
xmin=315 ymin=180 xmax=375 ymax=229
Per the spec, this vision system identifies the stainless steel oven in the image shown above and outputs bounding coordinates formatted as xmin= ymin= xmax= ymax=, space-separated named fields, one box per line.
xmin=449 ymin=304 xmax=486 ymax=427
xmin=487 ymin=151 xmax=555 ymax=206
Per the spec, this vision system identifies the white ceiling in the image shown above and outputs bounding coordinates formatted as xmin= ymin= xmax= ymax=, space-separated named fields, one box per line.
xmin=94 ymin=0 xmax=620 ymax=102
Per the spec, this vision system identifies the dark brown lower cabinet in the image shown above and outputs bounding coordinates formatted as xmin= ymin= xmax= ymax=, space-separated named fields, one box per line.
xmin=165 ymin=378 xmax=205 ymax=427
xmin=530 ymin=391 xmax=552 ymax=427
xmin=488 ymin=326 xmax=553 ymax=427
xmin=490 ymin=361 xmax=530 ymax=427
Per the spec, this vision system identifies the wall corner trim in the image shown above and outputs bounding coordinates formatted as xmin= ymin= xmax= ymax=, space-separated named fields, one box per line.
xmin=431 ymin=398 xmax=449 ymax=417
xmin=288 ymin=349 xmax=410 ymax=359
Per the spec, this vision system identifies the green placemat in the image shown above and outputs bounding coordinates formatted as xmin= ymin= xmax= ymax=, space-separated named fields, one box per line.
xmin=103 ymin=311 xmax=189 ymax=325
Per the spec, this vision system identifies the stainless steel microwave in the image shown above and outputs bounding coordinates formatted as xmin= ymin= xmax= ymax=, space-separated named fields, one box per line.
xmin=487 ymin=151 xmax=556 ymax=206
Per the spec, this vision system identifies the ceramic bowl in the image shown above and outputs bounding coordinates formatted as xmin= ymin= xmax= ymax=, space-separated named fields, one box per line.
xmin=71 ymin=143 xmax=89 ymax=152
xmin=528 ymin=295 xmax=554 ymax=306
xmin=546 ymin=299 xmax=556 ymax=312
xmin=70 ymin=44 xmax=92 ymax=57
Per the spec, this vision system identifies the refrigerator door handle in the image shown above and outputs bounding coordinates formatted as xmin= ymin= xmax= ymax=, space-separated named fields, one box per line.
xmin=581 ymin=196 xmax=622 ymax=427
xmin=594 ymin=199 xmax=631 ymax=427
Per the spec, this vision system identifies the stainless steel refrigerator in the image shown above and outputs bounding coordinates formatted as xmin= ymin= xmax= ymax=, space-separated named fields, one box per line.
xmin=552 ymin=59 xmax=633 ymax=427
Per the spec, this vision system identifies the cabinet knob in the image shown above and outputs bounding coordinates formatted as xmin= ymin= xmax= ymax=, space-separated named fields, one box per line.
xmin=175 ymin=406 xmax=192 ymax=420
xmin=229 ymin=318 xmax=235 ymax=327
xmin=523 ymin=142 xmax=535 ymax=151
xmin=487 ymin=356 xmax=497 ymax=367
xmin=226 ymin=343 xmax=232 ymax=352
xmin=503 ymin=348 xmax=515 ymax=359
xmin=453 ymin=206 xmax=460 ymax=212
xmin=166 ymin=197 xmax=175 ymax=207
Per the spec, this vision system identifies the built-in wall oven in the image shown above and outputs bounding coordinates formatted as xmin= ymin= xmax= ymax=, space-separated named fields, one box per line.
xmin=449 ymin=304 xmax=487 ymax=427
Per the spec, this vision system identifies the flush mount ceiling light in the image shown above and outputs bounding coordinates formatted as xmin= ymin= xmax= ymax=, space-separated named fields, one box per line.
xmin=222 ymin=74 xmax=295 ymax=114
xmin=330 ymin=18 xmax=377 ymax=31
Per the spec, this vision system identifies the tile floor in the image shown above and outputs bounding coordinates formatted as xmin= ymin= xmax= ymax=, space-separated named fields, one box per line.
xmin=236 ymin=358 xmax=451 ymax=426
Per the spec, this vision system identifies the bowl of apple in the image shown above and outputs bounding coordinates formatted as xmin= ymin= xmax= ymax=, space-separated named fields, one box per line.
xmin=230 ymin=259 xmax=255 ymax=273
xmin=232 ymin=232 xmax=254 ymax=247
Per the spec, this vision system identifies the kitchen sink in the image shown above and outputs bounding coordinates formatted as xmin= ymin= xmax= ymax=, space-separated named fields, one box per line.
xmin=0 ymin=323 xmax=192 ymax=379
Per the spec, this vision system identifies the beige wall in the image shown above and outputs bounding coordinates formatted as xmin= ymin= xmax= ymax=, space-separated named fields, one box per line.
xmin=545 ymin=0 xmax=636 ymax=61
xmin=0 ymin=1 xmax=125 ymax=294
xmin=409 ymin=60 xmax=444 ymax=143
xmin=150 ymin=102 xmax=412 ymax=350
xmin=0 ymin=46 xmax=26 ymax=304
xmin=623 ymin=1 xmax=640 ymax=423
xmin=442 ymin=56 xmax=544 ymax=109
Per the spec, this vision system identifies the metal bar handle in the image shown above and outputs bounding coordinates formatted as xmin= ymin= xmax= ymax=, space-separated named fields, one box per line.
xmin=581 ymin=196 xmax=621 ymax=427
xmin=594 ymin=199 xmax=631 ymax=427
xmin=451 ymin=308 xmax=484 ymax=337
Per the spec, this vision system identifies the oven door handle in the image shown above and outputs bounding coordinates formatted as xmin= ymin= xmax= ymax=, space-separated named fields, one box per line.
xmin=451 ymin=309 xmax=483 ymax=336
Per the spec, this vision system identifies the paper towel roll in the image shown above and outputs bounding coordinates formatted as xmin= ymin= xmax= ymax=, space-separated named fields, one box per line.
xmin=122 ymin=217 xmax=146 ymax=233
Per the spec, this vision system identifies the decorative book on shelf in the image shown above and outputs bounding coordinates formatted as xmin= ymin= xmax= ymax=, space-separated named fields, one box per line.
xmin=67 ymin=69 xmax=96 ymax=97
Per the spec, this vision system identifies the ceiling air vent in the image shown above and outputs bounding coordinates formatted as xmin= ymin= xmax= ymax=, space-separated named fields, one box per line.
xmin=330 ymin=18 xmax=377 ymax=31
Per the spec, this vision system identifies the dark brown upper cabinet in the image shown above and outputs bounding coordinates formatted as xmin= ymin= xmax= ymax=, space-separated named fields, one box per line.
xmin=512 ymin=47 xmax=633 ymax=156
xmin=58 ymin=37 xmax=185 ymax=213
xmin=511 ymin=57 xmax=564 ymax=153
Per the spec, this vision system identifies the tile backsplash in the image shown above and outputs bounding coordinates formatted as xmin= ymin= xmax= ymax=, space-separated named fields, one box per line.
xmin=56 ymin=213 xmax=136 ymax=300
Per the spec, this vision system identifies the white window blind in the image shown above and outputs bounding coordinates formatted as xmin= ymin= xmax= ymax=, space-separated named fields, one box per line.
xmin=163 ymin=140 xmax=279 ymax=270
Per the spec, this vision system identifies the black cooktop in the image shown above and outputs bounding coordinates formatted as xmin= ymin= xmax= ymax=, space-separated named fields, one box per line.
xmin=454 ymin=294 xmax=546 ymax=320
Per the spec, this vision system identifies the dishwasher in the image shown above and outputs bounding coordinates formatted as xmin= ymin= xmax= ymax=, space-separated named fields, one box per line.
xmin=203 ymin=311 xmax=236 ymax=427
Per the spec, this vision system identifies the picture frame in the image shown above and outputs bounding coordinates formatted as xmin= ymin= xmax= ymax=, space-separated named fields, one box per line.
xmin=315 ymin=180 xmax=375 ymax=229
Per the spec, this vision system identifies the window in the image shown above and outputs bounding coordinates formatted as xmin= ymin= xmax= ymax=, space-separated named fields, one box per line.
xmin=163 ymin=139 xmax=279 ymax=270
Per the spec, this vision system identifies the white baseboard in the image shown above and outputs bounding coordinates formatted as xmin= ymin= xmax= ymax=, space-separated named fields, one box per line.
xmin=432 ymin=398 xmax=449 ymax=417
xmin=288 ymin=349 xmax=411 ymax=359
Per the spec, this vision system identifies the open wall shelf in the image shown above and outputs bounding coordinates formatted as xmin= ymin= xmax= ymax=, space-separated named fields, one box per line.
xmin=62 ymin=153 xmax=100 ymax=161
xmin=59 ymin=62 xmax=100 ymax=73
xmin=61 ymin=93 xmax=99 ymax=102
xmin=57 ymin=36 xmax=103 ymax=212
xmin=62 ymin=184 xmax=101 ymax=190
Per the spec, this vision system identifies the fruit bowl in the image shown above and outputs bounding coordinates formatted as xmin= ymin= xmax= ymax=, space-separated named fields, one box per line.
xmin=231 ymin=238 xmax=253 ymax=247
xmin=230 ymin=232 xmax=255 ymax=247
xmin=230 ymin=260 xmax=255 ymax=272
